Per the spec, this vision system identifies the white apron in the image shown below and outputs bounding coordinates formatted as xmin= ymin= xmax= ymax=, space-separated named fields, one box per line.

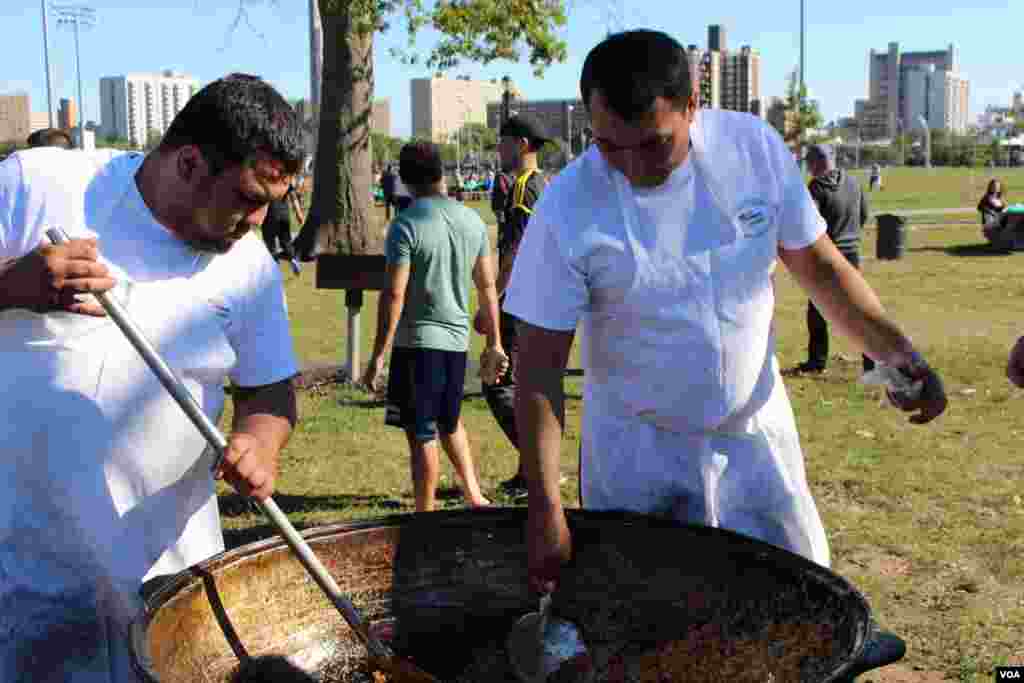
xmin=578 ymin=137 xmax=830 ymax=567
xmin=0 ymin=264 xmax=235 ymax=681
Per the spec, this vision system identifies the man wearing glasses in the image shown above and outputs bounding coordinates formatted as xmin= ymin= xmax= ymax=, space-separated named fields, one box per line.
xmin=504 ymin=30 xmax=948 ymax=593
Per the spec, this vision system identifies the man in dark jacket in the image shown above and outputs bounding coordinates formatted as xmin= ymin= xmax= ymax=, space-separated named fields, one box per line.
xmin=381 ymin=164 xmax=398 ymax=220
xmin=478 ymin=114 xmax=551 ymax=494
xmin=792 ymin=144 xmax=875 ymax=374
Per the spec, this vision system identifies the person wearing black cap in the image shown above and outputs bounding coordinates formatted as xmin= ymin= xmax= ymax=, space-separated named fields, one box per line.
xmin=789 ymin=143 xmax=873 ymax=375
xmin=363 ymin=141 xmax=509 ymax=512
xmin=26 ymin=127 xmax=73 ymax=149
xmin=475 ymin=113 xmax=551 ymax=494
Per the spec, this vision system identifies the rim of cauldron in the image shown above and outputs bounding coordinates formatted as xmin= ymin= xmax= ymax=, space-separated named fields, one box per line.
xmin=131 ymin=507 xmax=874 ymax=683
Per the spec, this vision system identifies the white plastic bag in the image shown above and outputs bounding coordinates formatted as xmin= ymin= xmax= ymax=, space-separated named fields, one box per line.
xmin=860 ymin=365 xmax=924 ymax=401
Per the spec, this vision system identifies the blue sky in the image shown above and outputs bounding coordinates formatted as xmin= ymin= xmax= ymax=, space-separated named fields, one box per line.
xmin=1 ymin=1 xmax=1020 ymax=138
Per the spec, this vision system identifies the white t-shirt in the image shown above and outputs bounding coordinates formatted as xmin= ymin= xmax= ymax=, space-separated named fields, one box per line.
xmin=0 ymin=147 xmax=299 ymax=681
xmin=505 ymin=110 xmax=824 ymax=433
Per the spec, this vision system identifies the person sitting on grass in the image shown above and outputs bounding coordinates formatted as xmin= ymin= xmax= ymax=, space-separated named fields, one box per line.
xmin=978 ymin=178 xmax=1007 ymax=227
xmin=362 ymin=141 xmax=509 ymax=512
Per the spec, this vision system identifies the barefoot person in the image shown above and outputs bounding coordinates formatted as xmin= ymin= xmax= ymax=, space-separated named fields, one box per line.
xmin=363 ymin=141 xmax=508 ymax=511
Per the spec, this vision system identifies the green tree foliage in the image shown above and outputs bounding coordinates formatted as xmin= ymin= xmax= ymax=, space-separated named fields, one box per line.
xmin=370 ymin=131 xmax=405 ymax=167
xmin=783 ymin=67 xmax=824 ymax=148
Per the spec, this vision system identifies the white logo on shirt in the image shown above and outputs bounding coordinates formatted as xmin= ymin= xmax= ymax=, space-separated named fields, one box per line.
xmin=736 ymin=201 xmax=774 ymax=238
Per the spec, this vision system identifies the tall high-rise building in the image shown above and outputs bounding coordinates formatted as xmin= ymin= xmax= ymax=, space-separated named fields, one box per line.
xmin=686 ymin=45 xmax=722 ymax=110
xmin=721 ymin=46 xmax=761 ymax=115
xmin=708 ymin=24 xmax=727 ymax=54
xmin=860 ymin=42 xmax=966 ymax=139
xmin=100 ymin=70 xmax=200 ymax=147
xmin=0 ymin=94 xmax=31 ymax=143
xmin=58 ymin=98 xmax=77 ymax=130
xmin=410 ymin=76 xmax=505 ymax=143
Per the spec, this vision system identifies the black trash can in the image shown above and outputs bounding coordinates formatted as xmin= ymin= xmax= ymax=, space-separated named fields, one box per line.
xmin=876 ymin=213 xmax=906 ymax=260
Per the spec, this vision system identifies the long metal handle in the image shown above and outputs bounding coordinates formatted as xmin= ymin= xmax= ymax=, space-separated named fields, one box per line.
xmin=45 ymin=226 xmax=388 ymax=659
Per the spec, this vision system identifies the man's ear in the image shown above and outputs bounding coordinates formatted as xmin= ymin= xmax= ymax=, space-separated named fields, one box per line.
xmin=176 ymin=146 xmax=207 ymax=183
xmin=686 ymin=92 xmax=698 ymax=117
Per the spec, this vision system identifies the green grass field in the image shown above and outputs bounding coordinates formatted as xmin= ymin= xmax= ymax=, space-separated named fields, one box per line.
xmin=228 ymin=168 xmax=1024 ymax=681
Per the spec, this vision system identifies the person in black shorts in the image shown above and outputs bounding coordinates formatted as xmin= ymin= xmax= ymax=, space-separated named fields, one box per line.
xmin=476 ymin=114 xmax=552 ymax=494
xmin=363 ymin=141 xmax=508 ymax=512
xmin=261 ymin=180 xmax=301 ymax=273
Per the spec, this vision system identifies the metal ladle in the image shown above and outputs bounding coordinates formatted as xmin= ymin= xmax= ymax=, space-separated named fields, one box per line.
xmin=46 ymin=227 xmax=438 ymax=683
xmin=506 ymin=592 xmax=589 ymax=682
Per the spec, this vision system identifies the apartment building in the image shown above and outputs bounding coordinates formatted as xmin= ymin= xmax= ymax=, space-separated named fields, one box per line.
xmin=0 ymin=94 xmax=31 ymax=143
xmin=410 ymin=76 xmax=506 ymax=143
xmin=687 ymin=26 xmax=760 ymax=116
xmin=721 ymin=46 xmax=762 ymax=115
xmin=859 ymin=42 xmax=968 ymax=139
xmin=100 ymin=71 xmax=199 ymax=147
xmin=372 ymin=98 xmax=391 ymax=136
xmin=486 ymin=97 xmax=588 ymax=152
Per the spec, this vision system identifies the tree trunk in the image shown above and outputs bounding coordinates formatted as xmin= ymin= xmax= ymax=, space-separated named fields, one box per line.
xmin=309 ymin=0 xmax=322 ymax=150
xmin=294 ymin=0 xmax=377 ymax=258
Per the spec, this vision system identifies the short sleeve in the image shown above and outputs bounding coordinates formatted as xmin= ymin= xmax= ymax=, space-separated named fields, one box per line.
xmin=0 ymin=154 xmax=24 ymax=258
xmin=385 ymin=219 xmax=413 ymax=266
xmin=502 ymin=198 xmax=587 ymax=332
xmin=776 ymin=146 xmax=826 ymax=251
xmin=477 ymin=216 xmax=490 ymax=260
xmin=227 ymin=247 xmax=300 ymax=388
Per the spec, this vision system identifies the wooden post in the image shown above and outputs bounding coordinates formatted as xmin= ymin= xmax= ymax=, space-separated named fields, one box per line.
xmin=345 ymin=289 xmax=364 ymax=379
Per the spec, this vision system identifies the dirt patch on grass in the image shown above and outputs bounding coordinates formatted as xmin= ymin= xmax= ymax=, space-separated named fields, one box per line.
xmin=858 ymin=663 xmax=950 ymax=682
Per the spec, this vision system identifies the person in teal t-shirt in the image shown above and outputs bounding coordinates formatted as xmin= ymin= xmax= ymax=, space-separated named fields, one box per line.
xmin=362 ymin=141 xmax=509 ymax=511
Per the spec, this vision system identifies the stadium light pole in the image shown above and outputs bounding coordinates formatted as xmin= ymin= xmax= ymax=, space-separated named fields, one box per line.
xmin=40 ymin=0 xmax=55 ymax=128
xmin=53 ymin=3 xmax=95 ymax=147
xmin=798 ymin=0 xmax=806 ymax=170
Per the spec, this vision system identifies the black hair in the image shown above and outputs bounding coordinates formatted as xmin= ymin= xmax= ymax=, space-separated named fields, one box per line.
xmin=26 ymin=128 xmax=73 ymax=149
xmin=160 ymin=73 xmax=303 ymax=175
xmin=580 ymin=29 xmax=693 ymax=122
xmin=399 ymin=141 xmax=444 ymax=188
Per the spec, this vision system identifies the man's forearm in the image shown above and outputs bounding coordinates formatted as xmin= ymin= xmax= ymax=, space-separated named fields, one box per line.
xmin=477 ymin=282 xmax=503 ymax=349
xmin=516 ymin=371 xmax=567 ymax=509
xmin=232 ymin=381 xmax=297 ymax=455
xmin=495 ymin=249 xmax=516 ymax=297
xmin=372 ymin=290 xmax=404 ymax=359
xmin=0 ymin=254 xmax=39 ymax=311
xmin=788 ymin=246 xmax=913 ymax=363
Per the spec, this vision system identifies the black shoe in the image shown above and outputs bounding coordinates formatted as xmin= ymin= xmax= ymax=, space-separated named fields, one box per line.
xmin=784 ymin=361 xmax=827 ymax=376
xmin=498 ymin=474 xmax=528 ymax=494
xmin=291 ymin=241 xmax=319 ymax=262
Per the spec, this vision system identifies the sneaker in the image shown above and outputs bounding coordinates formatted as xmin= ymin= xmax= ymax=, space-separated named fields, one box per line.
xmin=498 ymin=473 xmax=568 ymax=494
xmin=289 ymin=258 xmax=302 ymax=275
xmin=498 ymin=474 xmax=528 ymax=494
xmin=784 ymin=362 xmax=826 ymax=376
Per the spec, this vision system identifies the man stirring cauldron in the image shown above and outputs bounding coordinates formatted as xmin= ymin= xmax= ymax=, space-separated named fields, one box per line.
xmin=505 ymin=30 xmax=948 ymax=589
xmin=0 ymin=74 xmax=302 ymax=682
